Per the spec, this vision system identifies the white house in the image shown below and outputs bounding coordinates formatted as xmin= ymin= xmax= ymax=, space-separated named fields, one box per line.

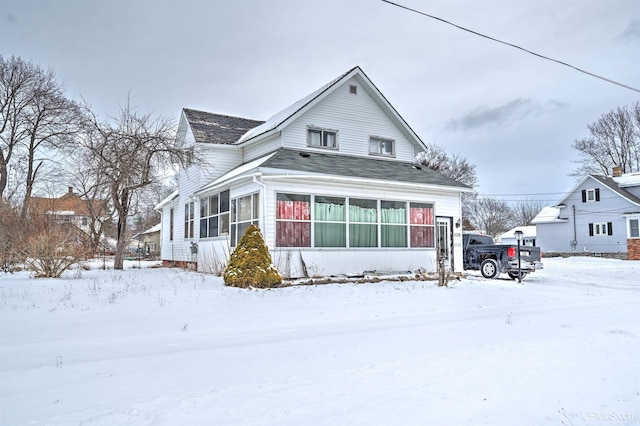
xmin=156 ymin=67 xmax=472 ymax=277
xmin=498 ymin=226 xmax=537 ymax=246
xmin=532 ymin=169 xmax=640 ymax=259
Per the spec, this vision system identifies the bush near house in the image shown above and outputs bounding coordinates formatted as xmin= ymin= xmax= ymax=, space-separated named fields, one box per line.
xmin=223 ymin=225 xmax=282 ymax=288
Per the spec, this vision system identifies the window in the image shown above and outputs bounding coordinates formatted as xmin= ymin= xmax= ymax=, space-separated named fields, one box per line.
xmin=275 ymin=194 xmax=436 ymax=249
xmin=369 ymin=136 xmax=395 ymax=157
xmin=409 ymin=202 xmax=435 ymax=247
xmin=308 ymin=127 xmax=337 ymax=149
xmin=276 ymin=193 xmax=311 ymax=247
xmin=349 ymin=198 xmax=377 ymax=247
xmin=589 ymin=222 xmax=612 ymax=236
xmin=349 ymin=84 xmax=357 ymax=94
xmin=582 ymin=188 xmax=600 ymax=202
xmin=629 ymin=219 xmax=639 ymax=238
xmin=169 ymin=208 xmax=174 ymax=241
xmin=230 ymin=193 xmax=260 ymax=246
xmin=199 ymin=190 xmax=230 ymax=238
xmin=381 ymin=200 xmax=406 ymax=247
xmin=314 ymin=196 xmax=346 ymax=247
xmin=184 ymin=202 xmax=195 ymax=239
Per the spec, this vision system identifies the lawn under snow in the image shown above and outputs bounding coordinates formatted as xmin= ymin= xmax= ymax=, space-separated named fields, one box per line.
xmin=1 ymin=257 xmax=639 ymax=425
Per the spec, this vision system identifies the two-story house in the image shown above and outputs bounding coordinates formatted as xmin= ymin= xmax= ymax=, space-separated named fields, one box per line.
xmin=29 ymin=187 xmax=107 ymax=235
xmin=156 ymin=67 xmax=472 ymax=277
xmin=532 ymin=168 xmax=640 ymax=259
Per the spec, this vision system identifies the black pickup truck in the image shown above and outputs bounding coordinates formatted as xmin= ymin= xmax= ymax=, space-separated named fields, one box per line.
xmin=463 ymin=233 xmax=543 ymax=280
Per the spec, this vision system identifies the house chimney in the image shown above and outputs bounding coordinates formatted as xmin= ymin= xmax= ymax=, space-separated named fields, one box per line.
xmin=68 ymin=186 xmax=73 ymax=194
xmin=612 ymin=166 xmax=622 ymax=177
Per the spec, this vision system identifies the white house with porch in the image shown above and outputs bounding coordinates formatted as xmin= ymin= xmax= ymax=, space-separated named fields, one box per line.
xmin=156 ymin=67 xmax=472 ymax=277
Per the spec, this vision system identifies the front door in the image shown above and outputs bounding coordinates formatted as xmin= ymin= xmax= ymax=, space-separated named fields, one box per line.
xmin=436 ymin=217 xmax=453 ymax=270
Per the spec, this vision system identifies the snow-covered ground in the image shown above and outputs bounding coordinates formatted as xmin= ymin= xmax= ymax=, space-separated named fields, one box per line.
xmin=1 ymin=257 xmax=639 ymax=425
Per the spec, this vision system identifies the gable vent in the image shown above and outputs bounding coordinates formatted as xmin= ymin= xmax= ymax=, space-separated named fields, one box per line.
xmin=349 ymin=85 xmax=357 ymax=94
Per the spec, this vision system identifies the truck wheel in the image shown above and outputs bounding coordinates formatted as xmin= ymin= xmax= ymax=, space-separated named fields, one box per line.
xmin=480 ymin=259 xmax=499 ymax=279
xmin=507 ymin=272 xmax=528 ymax=280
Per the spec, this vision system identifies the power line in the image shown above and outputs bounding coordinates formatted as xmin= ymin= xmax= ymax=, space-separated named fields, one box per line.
xmin=381 ymin=0 xmax=640 ymax=93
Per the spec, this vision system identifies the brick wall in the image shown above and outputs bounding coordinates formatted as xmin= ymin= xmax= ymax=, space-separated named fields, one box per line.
xmin=628 ymin=239 xmax=640 ymax=260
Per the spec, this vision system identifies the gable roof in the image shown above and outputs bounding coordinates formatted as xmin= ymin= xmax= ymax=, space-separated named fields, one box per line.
xmin=236 ymin=67 xmax=426 ymax=150
xmin=182 ymin=108 xmax=264 ymax=145
xmin=557 ymin=175 xmax=640 ymax=208
xmin=198 ymin=148 xmax=472 ymax=194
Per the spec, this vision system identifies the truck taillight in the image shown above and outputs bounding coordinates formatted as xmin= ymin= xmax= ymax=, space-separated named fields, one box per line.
xmin=508 ymin=247 xmax=516 ymax=257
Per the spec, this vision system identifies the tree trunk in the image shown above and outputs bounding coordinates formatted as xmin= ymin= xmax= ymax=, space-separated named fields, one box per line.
xmin=113 ymin=189 xmax=129 ymax=270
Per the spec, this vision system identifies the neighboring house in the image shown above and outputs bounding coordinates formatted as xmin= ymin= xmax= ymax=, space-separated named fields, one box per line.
xmin=498 ymin=226 xmax=537 ymax=246
xmin=29 ymin=187 xmax=107 ymax=235
xmin=532 ymin=169 xmax=640 ymax=259
xmin=156 ymin=66 xmax=472 ymax=277
xmin=140 ymin=223 xmax=161 ymax=256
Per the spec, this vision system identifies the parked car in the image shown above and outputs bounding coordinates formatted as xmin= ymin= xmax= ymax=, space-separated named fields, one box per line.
xmin=463 ymin=233 xmax=543 ymax=280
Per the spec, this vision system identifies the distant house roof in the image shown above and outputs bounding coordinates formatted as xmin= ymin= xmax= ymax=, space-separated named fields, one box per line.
xmin=29 ymin=188 xmax=107 ymax=217
xmin=198 ymin=148 xmax=472 ymax=194
xmin=531 ymin=206 xmax=567 ymax=224
xmin=142 ymin=223 xmax=161 ymax=234
xmin=498 ymin=226 xmax=537 ymax=241
xmin=182 ymin=108 xmax=264 ymax=145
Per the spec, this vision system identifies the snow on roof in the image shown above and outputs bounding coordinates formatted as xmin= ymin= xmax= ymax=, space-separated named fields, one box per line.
xmin=142 ymin=223 xmax=161 ymax=234
xmin=154 ymin=190 xmax=178 ymax=211
xmin=46 ymin=210 xmax=76 ymax=215
xmin=236 ymin=68 xmax=355 ymax=144
xmin=613 ymin=172 xmax=640 ymax=187
xmin=498 ymin=226 xmax=537 ymax=240
xmin=531 ymin=206 xmax=566 ymax=224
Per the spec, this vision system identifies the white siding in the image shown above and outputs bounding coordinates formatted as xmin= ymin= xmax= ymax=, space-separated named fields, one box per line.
xmin=243 ymin=133 xmax=282 ymax=163
xmin=280 ymin=77 xmax=418 ymax=162
xmin=200 ymin=146 xmax=243 ymax=182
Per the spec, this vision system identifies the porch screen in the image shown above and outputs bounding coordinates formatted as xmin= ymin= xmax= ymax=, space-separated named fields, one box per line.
xmin=276 ymin=193 xmax=311 ymax=247
xmin=349 ymin=198 xmax=377 ymax=247
xmin=409 ymin=202 xmax=434 ymax=247
xmin=381 ymin=201 xmax=407 ymax=247
xmin=314 ymin=196 xmax=346 ymax=247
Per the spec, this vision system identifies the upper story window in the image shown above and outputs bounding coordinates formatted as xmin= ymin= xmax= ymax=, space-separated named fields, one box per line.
xmin=308 ymin=127 xmax=338 ymax=149
xmin=582 ymin=188 xmax=600 ymax=202
xmin=369 ymin=136 xmax=395 ymax=157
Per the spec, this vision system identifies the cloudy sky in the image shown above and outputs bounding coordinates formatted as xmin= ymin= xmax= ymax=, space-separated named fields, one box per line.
xmin=2 ymin=0 xmax=639 ymax=204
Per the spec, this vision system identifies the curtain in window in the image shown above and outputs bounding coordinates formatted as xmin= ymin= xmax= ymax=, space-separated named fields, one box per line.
xmin=410 ymin=226 xmax=434 ymax=247
xmin=276 ymin=222 xmax=311 ymax=247
xmin=349 ymin=199 xmax=377 ymax=247
xmin=314 ymin=197 xmax=345 ymax=247
xmin=276 ymin=195 xmax=311 ymax=247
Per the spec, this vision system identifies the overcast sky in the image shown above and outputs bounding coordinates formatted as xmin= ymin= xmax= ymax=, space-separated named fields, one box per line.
xmin=2 ymin=0 xmax=639 ymax=205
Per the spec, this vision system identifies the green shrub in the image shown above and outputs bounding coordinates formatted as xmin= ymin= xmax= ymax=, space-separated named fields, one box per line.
xmin=223 ymin=224 xmax=282 ymax=288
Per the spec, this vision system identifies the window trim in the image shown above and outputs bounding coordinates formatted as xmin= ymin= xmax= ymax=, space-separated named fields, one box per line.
xmin=230 ymin=192 xmax=260 ymax=247
xmin=369 ymin=136 xmax=396 ymax=158
xmin=307 ymin=126 xmax=338 ymax=150
xmin=582 ymin=188 xmax=600 ymax=203
xmin=627 ymin=216 xmax=640 ymax=239
xmin=184 ymin=202 xmax=195 ymax=239
xmin=589 ymin=221 xmax=612 ymax=237
xmin=199 ymin=190 xmax=230 ymax=239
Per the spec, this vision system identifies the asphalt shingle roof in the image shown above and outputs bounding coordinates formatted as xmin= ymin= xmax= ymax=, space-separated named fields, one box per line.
xmin=260 ymin=149 xmax=471 ymax=189
xmin=591 ymin=175 xmax=640 ymax=206
xmin=183 ymin=108 xmax=264 ymax=145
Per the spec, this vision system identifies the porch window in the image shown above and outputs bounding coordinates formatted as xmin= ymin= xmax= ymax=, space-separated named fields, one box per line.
xmin=409 ymin=202 xmax=435 ymax=247
xmin=381 ymin=200 xmax=407 ymax=247
xmin=349 ymin=198 xmax=378 ymax=247
xmin=314 ymin=196 xmax=346 ymax=247
xmin=199 ymin=190 xmax=230 ymax=238
xmin=369 ymin=136 xmax=395 ymax=157
xmin=230 ymin=193 xmax=260 ymax=246
xmin=276 ymin=193 xmax=311 ymax=247
xmin=308 ymin=127 xmax=337 ymax=149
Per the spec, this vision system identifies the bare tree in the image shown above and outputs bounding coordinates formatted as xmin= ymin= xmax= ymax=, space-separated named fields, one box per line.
xmin=572 ymin=102 xmax=640 ymax=177
xmin=0 ymin=55 xmax=83 ymax=213
xmin=415 ymin=142 xmax=478 ymax=188
xmin=467 ymin=197 xmax=513 ymax=237
xmin=80 ymin=101 xmax=193 ymax=270
xmin=511 ymin=199 xmax=545 ymax=227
